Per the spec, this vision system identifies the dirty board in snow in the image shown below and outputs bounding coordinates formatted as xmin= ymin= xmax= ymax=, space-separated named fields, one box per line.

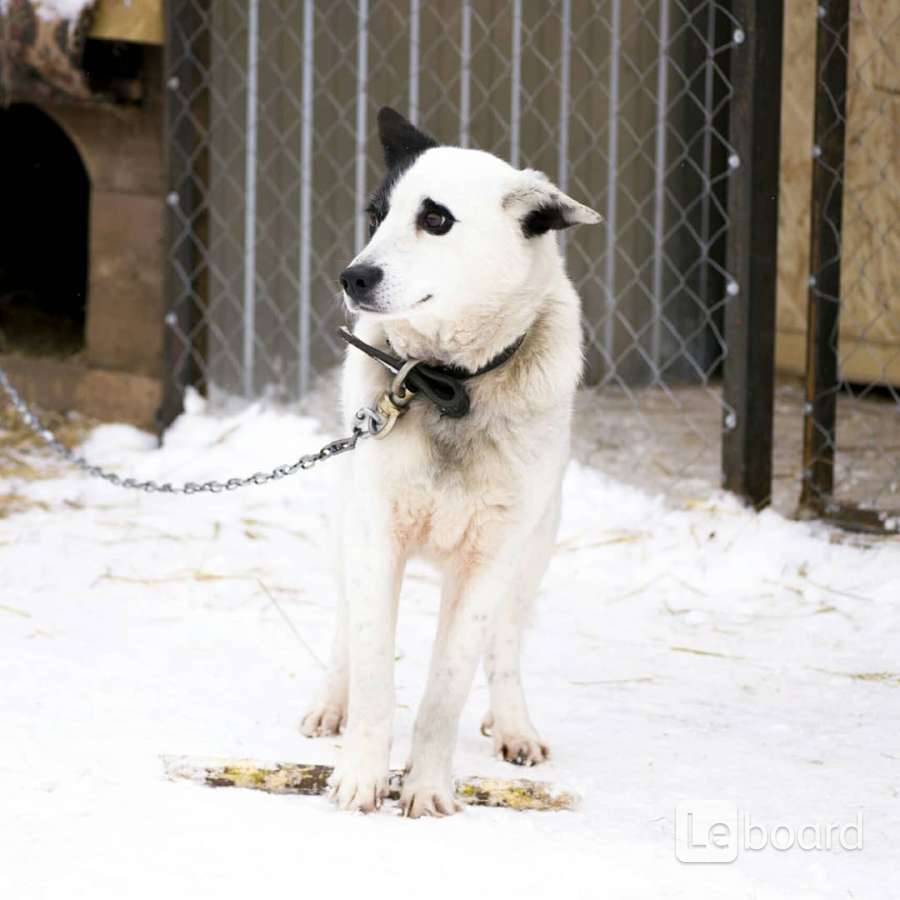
xmin=163 ymin=756 xmax=580 ymax=812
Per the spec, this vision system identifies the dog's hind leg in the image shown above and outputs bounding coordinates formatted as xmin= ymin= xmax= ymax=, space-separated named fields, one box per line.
xmin=299 ymin=588 xmax=348 ymax=738
xmin=481 ymin=607 xmax=548 ymax=766
xmin=300 ymin=512 xmax=349 ymax=738
xmin=481 ymin=493 xmax=559 ymax=766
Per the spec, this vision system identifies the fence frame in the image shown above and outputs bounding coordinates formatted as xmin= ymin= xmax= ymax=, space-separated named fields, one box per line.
xmin=159 ymin=0 xmax=208 ymax=434
xmin=798 ymin=0 xmax=899 ymax=535
xmin=720 ymin=0 xmax=784 ymax=510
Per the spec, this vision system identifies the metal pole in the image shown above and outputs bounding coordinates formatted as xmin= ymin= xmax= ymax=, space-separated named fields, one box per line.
xmin=800 ymin=0 xmax=850 ymax=514
xmin=298 ymin=0 xmax=314 ymax=397
xmin=602 ymin=0 xmax=621 ymax=381
xmin=558 ymin=0 xmax=571 ymax=191
xmin=698 ymin=1 xmax=716 ymax=315
xmin=354 ymin=0 xmax=369 ymax=254
xmin=242 ymin=0 xmax=259 ymax=399
xmin=558 ymin=0 xmax=571 ymax=256
xmin=459 ymin=0 xmax=471 ymax=148
xmin=159 ymin=0 xmax=197 ymax=432
xmin=408 ymin=0 xmax=420 ymax=125
xmin=510 ymin=0 xmax=521 ymax=167
xmin=721 ymin=0 xmax=784 ymax=509
xmin=650 ymin=0 xmax=670 ymax=382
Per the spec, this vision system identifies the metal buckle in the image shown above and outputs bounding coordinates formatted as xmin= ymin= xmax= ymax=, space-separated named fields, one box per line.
xmin=373 ymin=392 xmax=404 ymax=439
xmin=370 ymin=359 xmax=420 ymax=440
xmin=390 ymin=359 xmax=420 ymax=406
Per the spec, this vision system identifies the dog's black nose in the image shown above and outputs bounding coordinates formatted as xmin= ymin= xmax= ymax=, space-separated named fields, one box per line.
xmin=340 ymin=264 xmax=383 ymax=303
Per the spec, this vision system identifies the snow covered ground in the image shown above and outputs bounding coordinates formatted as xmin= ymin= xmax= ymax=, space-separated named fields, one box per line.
xmin=2 ymin=394 xmax=898 ymax=899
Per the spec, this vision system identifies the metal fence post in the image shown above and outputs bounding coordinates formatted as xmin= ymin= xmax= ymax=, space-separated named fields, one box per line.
xmin=799 ymin=0 xmax=849 ymax=516
xmin=721 ymin=0 xmax=784 ymax=509
xmin=158 ymin=0 xmax=208 ymax=435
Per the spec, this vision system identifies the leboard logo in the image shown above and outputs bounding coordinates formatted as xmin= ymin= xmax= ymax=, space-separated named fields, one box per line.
xmin=674 ymin=804 xmax=863 ymax=864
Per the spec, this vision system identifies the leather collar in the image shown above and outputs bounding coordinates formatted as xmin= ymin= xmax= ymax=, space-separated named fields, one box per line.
xmin=337 ymin=326 xmax=525 ymax=418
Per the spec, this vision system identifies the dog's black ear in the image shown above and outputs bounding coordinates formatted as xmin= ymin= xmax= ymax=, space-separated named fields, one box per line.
xmin=521 ymin=204 xmax=578 ymax=237
xmin=378 ymin=106 xmax=438 ymax=171
xmin=505 ymin=170 xmax=602 ymax=238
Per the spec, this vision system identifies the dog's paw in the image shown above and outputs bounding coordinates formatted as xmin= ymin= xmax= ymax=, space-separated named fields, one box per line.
xmin=481 ymin=712 xmax=549 ymax=766
xmin=496 ymin=735 xmax=549 ymax=766
xmin=398 ymin=772 xmax=462 ymax=818
xmin=299 ymin=702 xmax=345 ymax=738
xmin=328 ymin=764 xmax=388 ymax=813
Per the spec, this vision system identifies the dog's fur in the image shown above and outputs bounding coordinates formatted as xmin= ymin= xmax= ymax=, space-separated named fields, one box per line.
xmin=300 ymin=108 xmax=601 ymax=816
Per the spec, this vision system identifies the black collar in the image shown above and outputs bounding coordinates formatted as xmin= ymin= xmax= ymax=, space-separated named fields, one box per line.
xmin=337 ymin=326 xmax=525 ymax=418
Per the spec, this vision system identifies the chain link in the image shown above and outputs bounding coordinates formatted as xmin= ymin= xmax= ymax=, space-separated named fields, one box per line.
xmin=0 ymin=367 xmax=384 ymax=495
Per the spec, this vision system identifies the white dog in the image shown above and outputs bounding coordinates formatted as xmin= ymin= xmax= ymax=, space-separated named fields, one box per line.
xmin=300 ymin=107 xmax=601 ymax=817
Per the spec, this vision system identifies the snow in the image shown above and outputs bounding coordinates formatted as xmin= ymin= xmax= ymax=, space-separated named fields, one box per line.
xmin=30 ymin=1 xmax=93 ymax=22
xmin=2 ymin=393 xmax=898 ymax=899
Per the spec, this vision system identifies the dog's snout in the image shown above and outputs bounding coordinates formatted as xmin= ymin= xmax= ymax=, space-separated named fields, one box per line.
xmin=340 ymin=264 xmax=383 ymax=303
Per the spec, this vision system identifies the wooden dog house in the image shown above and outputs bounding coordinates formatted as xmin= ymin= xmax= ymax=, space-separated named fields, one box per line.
xmin=0 ymin=0 xmax=165 ymax=429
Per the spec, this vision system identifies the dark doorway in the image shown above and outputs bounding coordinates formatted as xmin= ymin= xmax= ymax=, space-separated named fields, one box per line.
xmin=0 ymin=104 xmax=90 ymax=358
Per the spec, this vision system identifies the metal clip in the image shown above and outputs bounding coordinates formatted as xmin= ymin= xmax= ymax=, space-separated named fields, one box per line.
xmin=369 ymin=359 xmax=420 ymax=440
xmin=374 ymin=391 xmax=406 ymax=439
xmin=390 ymin=358 xmax=420 ymax=406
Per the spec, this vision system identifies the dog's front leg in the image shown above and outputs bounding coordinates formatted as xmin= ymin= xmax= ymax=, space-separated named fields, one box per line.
xmin=401 ymin=549 xmax=517 ymax=817
xmin=328 ymin=493 xmax=403 ymax=813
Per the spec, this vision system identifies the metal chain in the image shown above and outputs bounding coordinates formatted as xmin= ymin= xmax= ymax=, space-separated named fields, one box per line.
xmin=0 ymin=367 xmax=385 ymax=495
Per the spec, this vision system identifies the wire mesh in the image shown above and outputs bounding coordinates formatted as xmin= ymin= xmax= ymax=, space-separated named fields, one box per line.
xmin=792 ymin=0 xmax=899 ymax=531
xmin=163 ymin=0 xmax=743 ymax=497
xmin=821 ymin=1 xmax=899 ymax=524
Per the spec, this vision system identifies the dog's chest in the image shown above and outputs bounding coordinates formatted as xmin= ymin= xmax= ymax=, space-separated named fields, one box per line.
xmin=385 ymin=406 xmax=522 ymax=558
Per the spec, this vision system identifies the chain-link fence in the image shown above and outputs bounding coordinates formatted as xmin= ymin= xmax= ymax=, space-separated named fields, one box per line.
xmin=780 ymin=0 xmax=898 ymax=533
xmin=162 ymin=0 xmax=743 ymax=499
xmin=162 ymin=1 xmax=897 ymax=527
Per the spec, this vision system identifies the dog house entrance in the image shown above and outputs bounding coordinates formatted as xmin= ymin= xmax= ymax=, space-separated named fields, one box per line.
xmin=0 ymin=104 xmax=89 ymax=359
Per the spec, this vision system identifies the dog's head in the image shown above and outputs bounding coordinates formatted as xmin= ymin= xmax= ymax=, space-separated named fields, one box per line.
xmin=339 ymin=107 xmax=601 ymax=321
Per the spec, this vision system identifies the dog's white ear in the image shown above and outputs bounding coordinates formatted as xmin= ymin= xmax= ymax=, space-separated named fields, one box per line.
xmin=378 ymin=107 xmax=438 ymax=171
xmin=505 ymin=170 xmax=602 ymax=237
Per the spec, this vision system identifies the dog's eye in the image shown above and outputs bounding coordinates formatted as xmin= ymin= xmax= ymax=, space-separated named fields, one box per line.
xmin=367 ymin=211 xmax=380 ymax=237
xmin=418 ymin=202 xmax=455 ymax=236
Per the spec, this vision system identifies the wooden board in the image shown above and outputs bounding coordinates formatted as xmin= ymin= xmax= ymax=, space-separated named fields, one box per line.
xmin=90 ymin=0 xmax=163 ymax=45
xmin=162 ymin=756 xmax=581 ymax=812
xmin=776 ymin=0 xmax=899 ymax=386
